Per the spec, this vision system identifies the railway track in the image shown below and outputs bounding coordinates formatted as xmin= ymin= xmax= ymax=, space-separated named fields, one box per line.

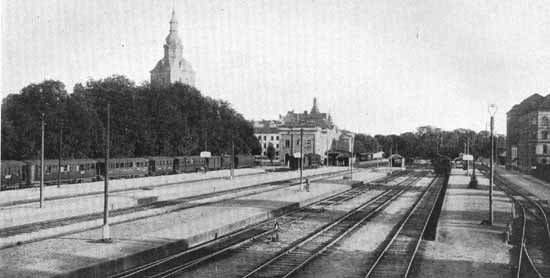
xmin=110 ymin=171 xmax=425 ymax=278
xmin=490 ymin=171 xmax=550 ymax=277
xmin=0 ymin=170 xmax=269 ymax=208
xmin=363 ymin=175 xmax=444 ymax=278
xmin=0 ymin=169 xmax=367 ymax=245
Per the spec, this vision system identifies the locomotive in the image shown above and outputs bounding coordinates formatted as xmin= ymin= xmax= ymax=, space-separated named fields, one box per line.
xmin=1 ymin=154 xmax=256 ymax=190
xmin=431 ymin=155 xmax=452 ymax=176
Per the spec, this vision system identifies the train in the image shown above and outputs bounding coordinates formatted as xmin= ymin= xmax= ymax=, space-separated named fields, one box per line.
xmin=431 ymin=155 xmax=452 ymax=176
xmin=288 ymin=154 xmax=321 ymax=170
xmin=1 ymin=154 xmax=256 ymax=191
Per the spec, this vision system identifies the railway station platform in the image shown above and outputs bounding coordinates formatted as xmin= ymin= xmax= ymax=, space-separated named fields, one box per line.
xmin=411 ymin=168 xmax=514 ymax=278
xmin=495 ymin=166 xmax=550 ymax=201
xmin=0 ymin=168 xmax=266 ymax=207
xmin=0 ymin=167 xmax=366 ymax=248
xmin=0 ymin=169 xmax=389 ymax=278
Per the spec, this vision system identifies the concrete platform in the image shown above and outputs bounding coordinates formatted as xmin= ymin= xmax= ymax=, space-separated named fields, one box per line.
xmin=411 ymin=169 xmax=514 ymax=278
xmin=0 ymin=167 xmax=349 ymax=233
xmin=0 ymin=180 xmax=354 ymax=278
xmin=495 ymin=166 xmax=550 ymax=201
xmin=0 ymin=168 xmax=266 ymax=207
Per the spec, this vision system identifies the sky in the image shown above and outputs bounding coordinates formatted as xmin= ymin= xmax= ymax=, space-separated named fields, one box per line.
xmin=2 ymin=0 xmax=550 ymax=135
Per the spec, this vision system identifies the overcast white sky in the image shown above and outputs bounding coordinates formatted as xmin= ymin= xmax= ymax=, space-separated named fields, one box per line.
xmin=2 ymin=0 xmax=550 ymax=135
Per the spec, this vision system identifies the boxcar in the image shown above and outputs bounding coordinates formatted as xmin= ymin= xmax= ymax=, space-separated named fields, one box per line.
xmin=26 ymin=159 xmax=99 ymax=185
xmin=174 ymin=156 xmax=202 ymax=173
xmin=207 ymin=155 xmax=222 ymax=170
xmin=98 ymin=157 xmax=148 ymax=179
xmin=1 ymin=160 xmax=27 ymax=190
xmin=147 ymin=157 xmax=174 ymax=176
xmin=235 ymin=155 xmax=255 ymax=168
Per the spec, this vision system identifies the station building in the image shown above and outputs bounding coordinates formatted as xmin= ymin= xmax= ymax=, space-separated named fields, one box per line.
xmin=506 ymin=93 xmax=550 ymax=171
xmin=278 ymin=98 xmax=352 ymax=165
xmin=151 ymin=10 xmax=195 ymax=87
xmin=253 ymin=120 xmax=282 ymax=159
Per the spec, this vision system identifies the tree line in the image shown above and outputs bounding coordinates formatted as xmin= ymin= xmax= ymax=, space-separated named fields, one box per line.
xmin=1 ymin=76 xmax=261 ymax=160
xmin=353 ymin=125 xmax=506 ymax=160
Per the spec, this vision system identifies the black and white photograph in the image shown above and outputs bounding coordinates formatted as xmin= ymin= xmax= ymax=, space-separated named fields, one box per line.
xmin=1 ymin=1 xmax=550 ymax=277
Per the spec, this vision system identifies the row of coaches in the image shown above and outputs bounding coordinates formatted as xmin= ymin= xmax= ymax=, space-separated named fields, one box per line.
xmin=1 ymin=155 xmax=256 ymax=190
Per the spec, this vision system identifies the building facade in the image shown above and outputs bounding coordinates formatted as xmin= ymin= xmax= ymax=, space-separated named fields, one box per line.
xmin=278 ymin=98 xmax=351 ymax=165
xmin=506 ymin=93 xmax=550 ymax=171
xmin=151 ymin=11 xmax=195 ymax=87
xmin=253 ymin=120 xmax=281 ymax=159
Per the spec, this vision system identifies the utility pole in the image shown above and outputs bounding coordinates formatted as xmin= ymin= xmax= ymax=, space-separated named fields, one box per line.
xmin=230 ymin=134 xmax=235 ymax=180
xmin=300 ymin=128 xmax=304 ymax=191
xmin=103 ymin=103 xmax=112 ymax=242
xmin=40 ymin=114 xmax=45 ymax=208
xmin=57 ymin=120 xmax=63 ymax=188
xmin=488 ymin=104 xmax=497 ymax=226
xmin=350 ymin=134 xmax=354 ymax=179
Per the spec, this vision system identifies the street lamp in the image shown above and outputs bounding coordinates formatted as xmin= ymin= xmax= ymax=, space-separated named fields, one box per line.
xmin=487 ymin=104 xmax=497 ymax=225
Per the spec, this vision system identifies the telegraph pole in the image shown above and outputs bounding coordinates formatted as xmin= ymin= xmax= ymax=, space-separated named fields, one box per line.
xmin=300 ymin=128 xmax=304 ymax=191
xmin=350 ymin=134 xmax=354 ymax=179
xmin=57 ymin=121 xmax=63 ymax=188
xmin=40 ymin=114 xmax=45 ymax=208
xmin=103 ymin=103 xmax=111 ymax=242
xmin=488 ymin=104 xmax=497 ymax=226
xmin=230 ymin=134 xmax=235 ymax=180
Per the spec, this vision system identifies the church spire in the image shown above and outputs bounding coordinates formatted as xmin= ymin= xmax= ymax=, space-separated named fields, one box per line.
xmin=311 ymin=97 xmax=320 ymax=114
xmin=169 ymin=10 xmax=178 ymax=33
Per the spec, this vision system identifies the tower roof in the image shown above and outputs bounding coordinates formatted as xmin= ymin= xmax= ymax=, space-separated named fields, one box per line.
xmin=165 ymin=10 xmax=182 ymax=47
xmin=311 ymin=97 xmax=320 ymax=114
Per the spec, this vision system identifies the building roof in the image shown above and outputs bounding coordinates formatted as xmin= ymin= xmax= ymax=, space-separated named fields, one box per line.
xmin=254 ymin=127 xmax=279 ymax=134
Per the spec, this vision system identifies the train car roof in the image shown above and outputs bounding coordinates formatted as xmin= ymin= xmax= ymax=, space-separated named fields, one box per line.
xmin=146 ymin=156 xmax=175 ymax=160
xmin=25 ymin=159 xmax=98 ymax=164
xmin=107 ymin=157 xmax=148 ymax=162
xmin=1 ymin=160 xmax=26 ymax=166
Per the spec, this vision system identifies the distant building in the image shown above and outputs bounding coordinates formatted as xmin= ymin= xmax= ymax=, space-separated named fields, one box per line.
xmin=253 ymin=120 xmax=281 ymax=159
xmin=506 ymin=93 xmax=550 ymax=171
xmin=151 ymin=10 xmax=195 ymax=87
xmin=278 ymin=98 xmax=351 ymax=165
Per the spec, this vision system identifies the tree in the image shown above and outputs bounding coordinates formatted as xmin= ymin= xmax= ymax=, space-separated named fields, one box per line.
xmin=266 ymin=142 xmax=276 ymax=165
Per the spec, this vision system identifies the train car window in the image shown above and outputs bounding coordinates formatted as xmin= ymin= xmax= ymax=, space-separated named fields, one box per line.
xmin=80 ymin=164 xmax=85 ymax=170
xmin=67 ymin=165 xmax=71 ymax=171
xmin=75 ymin=165 xmax=80 ymax=171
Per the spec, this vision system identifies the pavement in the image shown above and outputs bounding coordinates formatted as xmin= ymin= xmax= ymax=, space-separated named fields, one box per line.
xmin=495 ymin=166 xmax=550 ymax=201
xmin=0 ymin=168 xmax=266 ymax=207
xmin=0 ymin=167 xmax=391 ymax=278
xmin=0 ymin=167 xmax=360 ymax=248
xmin=411 ymin=168 xmax=514 ymax=278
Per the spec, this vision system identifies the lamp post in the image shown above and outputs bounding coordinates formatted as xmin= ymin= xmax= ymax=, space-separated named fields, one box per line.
xmin=103 ymin=103 xmax=112 ymax=242
xmin=300 ymin=128 xmax=304 ymax=191
xmin=488 ymin=104 xmax=497 ymax=225
xmin=350 ymin=133 xmax=355 ymax=179
xmin=40 ymin=113 xmax=45 ymax=208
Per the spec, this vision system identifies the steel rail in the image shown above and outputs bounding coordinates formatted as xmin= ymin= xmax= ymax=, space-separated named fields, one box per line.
xmin=364 ymin=175 xmax=442 ymax=278
xmin=240 ymin=174 xmax=427 ymax=278
xmin=109 ymin=170 xmax=408 ymax=278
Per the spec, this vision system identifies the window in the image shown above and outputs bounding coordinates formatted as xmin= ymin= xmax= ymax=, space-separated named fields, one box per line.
xmin=543 ymin=116 xmax=550 ymax=127
xmin=543 ymin=131 xmax=549 ymax=140
xmin=545 ymin=144 xmax=549 ymax=154
xmin=75 ymin=165 xmax=80 ymax=171
xmin=263 ymin=143 xmax=266 ymax=148
xmin=306 ymin=140 xmax=312 ymax=147
xmin=275 ymin=151 xmax=279 ymax=156
xmin=46 ymin=166 xmax=52 ymax=174
xmin=271 ymin=136 xmax=274 ymax=141
xmin=276 ymin=136 xmax=279 ymax=140
xmin=296 ymin=140 xmax=300 ymax=145
xmin=276 ymin=144 xmax=279 ymax=148
xmin=263 ymin=151 xmax=267 ymax=156
xmin=264 ymin=136 xmax=266 ymax=140
xmin=285 ymin=140 xmax=290 ymax=147
xmin=258 ymin=136 xmax=261 ymax=141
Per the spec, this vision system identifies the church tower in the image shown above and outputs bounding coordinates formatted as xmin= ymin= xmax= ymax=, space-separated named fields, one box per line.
xmin=150 ymin=10 xmax=195 ymax=87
